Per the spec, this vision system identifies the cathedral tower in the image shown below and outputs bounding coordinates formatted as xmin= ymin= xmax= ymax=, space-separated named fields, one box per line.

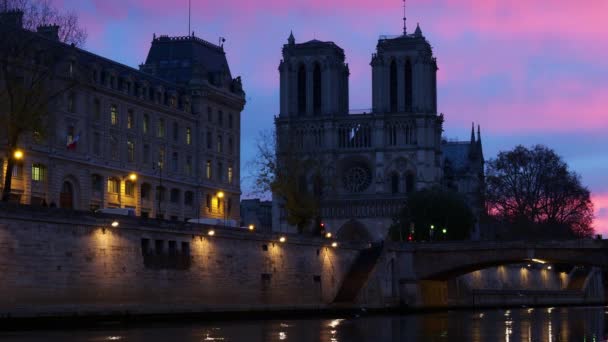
xmin=371 ymin=24 xmax=437 ymax=114
xmin=279 ymin=32 xmax=349 ymax=117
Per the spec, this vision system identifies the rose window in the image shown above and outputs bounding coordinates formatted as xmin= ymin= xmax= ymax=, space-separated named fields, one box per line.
xmin=343 ymin=166 xmax=372 ymax=193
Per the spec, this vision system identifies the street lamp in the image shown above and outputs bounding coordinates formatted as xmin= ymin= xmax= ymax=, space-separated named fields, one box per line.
xmin=325 ymin=232 xmax=332 ymax=238
xmin=128 ymin=173 xmax=137 ymax=181
xmin=13 ymin=149 xmax=24 ymax=160
xmin=248 ymin=224 xmax=255 ymax=231
xmin=279 ymin=236 xmax=286 ymax=243
xmin=429 ymin=224 xmax=435 ymax=242
xmin=331 ymin=242 xmax=338 ymax=248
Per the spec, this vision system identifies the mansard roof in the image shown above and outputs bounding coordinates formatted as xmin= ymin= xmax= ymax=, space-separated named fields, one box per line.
xmin=143 ymin=34 xmax=232 ymax=85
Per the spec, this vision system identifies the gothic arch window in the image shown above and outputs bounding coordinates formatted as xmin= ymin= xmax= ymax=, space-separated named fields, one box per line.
xmin=404 ymin=59 xmax=413 ymax=111
xmin=313 ymin=62 xmax=322 ymax=114
xmin=297 ymin=64 xmax=307 ymax=115
xmin=391 ymin=173 xmax=399 ymax=194
xmin=390 ymin=59 xmax=397 ymax=112
xmin=406 ymin=172 xmax=415 ymax=193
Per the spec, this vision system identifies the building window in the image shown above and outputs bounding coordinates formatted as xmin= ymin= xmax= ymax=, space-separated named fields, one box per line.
xmin=91 ymin=174 xmax=102 ymax=192
xmin=93 ymin=99 xmax=101 ymax=121
xmin=143 ymin=114 xmax=149 ymax=134
xmin=207 ymin=106 xmax=212 ymax=122
xmin=217 ymin=135 xmax=222 ymax=153
xmin=31 ymin=163 xmax=46 ymax=182
xmin=313 ymin=62 xmax=322 ymax=113
xmin=218 ymin=110 xmax=223 ymax=126
xmin=158 ymin=146 xmax=165 ymax=169
xmin=93 ymin=132 xmax=101 ymax=155
xmin=141 ymin=183 xmax=151 ymax=200
xmin=171 ymin=152 xmax=178 ymax=173
xmin=206 ymin=193 xmax=211 ymax=210
xmin=110 ymin=104 xmax=118 ymax=126
xmin=67 ymin=93 xmax=75 ymax=113
xmin=66 ymin=125 xmax=75 ymax=147
xmin=185 ymin=156 xmax=192 ymax=176
xmin=228 ymin=166 xmax=233 ymax=184
xmin=170 ymin=188 xmax=180 ymax=203
xmin=228 ymin=137 xmax=233 ymax=155
xmin=127 ymin=139 xmax=135 ymax=163
xmin=217 ymin=162 xmax=223 ymax=182
xmin=107 ymin=177 xmax=120 ymax=194
xmin=143 ymin=144 xmax=150 ymax=164
xmin=390 ymin=59 xmax=397 ymax=112
xmin=227 ymin=198 xmax=232 ymax=214
xmin=125 ymin=180 xmax=135 ymax=196
xmin=297 ymin=64 xmax=306 ymax=115
xmin=206 ymin=160 xmax=211 ymax=179
xmin=404 ymin=58 xmax=413 ymax=111
xmin=206 ymin=132 xmax=212 ymax=149
xmin=391 ymin=173 xmax=399 ymax=194
xmin=228 ymin=113 xmax=233 ymax=129
xmin=184 ymin=191 xmax=194 ymax=206
xmin=110 ymin=134 xmax=119 ymax=160
xmin=157 ymin=118 xmax=165 ymax=138
xmin=127 ymin=110 xmax=134 ymax=129
xmin=186 ymin=127 xmax=192 ymax=145
xmin=172 ymin=121 xmax=178 ymax=141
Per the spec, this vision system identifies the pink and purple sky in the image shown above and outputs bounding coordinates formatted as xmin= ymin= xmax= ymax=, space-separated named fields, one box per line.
xmin=54 ymin=0 xmax=607 ymax=233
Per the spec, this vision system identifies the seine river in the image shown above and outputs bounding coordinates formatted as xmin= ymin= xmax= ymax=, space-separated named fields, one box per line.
xmin=1 ymin=306 xmax=606 ymax=341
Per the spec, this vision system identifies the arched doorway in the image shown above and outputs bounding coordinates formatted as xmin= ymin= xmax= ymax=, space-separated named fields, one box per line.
xmin=337 ymin=219 xmax=372 ymax=242
xmin=60 ymin=181 xmax=73 ymax=209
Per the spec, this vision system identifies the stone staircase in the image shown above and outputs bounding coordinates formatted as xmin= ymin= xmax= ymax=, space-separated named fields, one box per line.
xmin=333 ymin=243 xmax=384 ymax=303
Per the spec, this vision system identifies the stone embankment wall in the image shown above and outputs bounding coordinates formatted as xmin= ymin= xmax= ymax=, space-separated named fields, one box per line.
xmin=0 ymin=206 xmax=379 ymax=317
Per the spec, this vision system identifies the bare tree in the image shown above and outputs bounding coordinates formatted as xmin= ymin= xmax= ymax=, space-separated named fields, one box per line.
xmin=251 ymin=127 xmax=330 ymax=234
xmin=0 ymin=6 xmax=86 ymax=201
xmin=4 ymin=0 xmax=87 ymax=46
xmin=486 ymin=145 xmax=594 ymax=239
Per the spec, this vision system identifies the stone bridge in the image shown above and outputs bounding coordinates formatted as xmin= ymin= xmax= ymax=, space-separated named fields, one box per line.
xmin=394 ymin=240 xmax=608 ymax=280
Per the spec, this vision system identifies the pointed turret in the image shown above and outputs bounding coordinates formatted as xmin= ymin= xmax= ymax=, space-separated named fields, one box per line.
xmin=414 ymin=23 xmax=423 ymax=37
xmin=288 ymin=31 xmax=295 ymax=45
xmin=477 ymin=125 xmax=481 ymax=146
xmin=470 ymin=122 xmax=476 ymax=144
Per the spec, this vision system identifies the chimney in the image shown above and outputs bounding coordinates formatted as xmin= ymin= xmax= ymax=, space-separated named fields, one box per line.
xmin=37 ymin=25 xmax=60 ymax=41
xmin=0 ymin=10 xmax=24 ymax=28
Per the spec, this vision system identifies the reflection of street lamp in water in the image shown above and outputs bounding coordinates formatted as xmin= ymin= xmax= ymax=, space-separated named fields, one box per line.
xmin=217 ymin=191 xmax=225 ymax=227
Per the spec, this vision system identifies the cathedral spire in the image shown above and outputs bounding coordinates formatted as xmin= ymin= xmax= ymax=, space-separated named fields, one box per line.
xmin=414 ymin=23 xmax=422 ymax=37
xmin=470 ymin=122 xmax=476 ymax=144
xmin=477 ymin=125 xmax=482 ymax=147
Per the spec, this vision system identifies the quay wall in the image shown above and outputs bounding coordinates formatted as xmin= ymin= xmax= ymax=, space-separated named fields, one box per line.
xmin=0 ymin=206 xmax=380 ymax=317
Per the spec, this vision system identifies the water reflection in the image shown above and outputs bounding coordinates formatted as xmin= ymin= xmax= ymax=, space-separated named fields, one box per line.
xmin=0 ymin=306 xmax=606 ymax=341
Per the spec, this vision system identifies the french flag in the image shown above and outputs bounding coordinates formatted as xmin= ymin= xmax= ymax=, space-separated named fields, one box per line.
xmin=66 ymin=134 xmax=80 ymax=150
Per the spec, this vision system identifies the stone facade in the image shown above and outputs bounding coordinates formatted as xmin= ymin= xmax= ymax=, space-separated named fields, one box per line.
xmin=0 ymin=11 xmax=245 ymax=222
xmin=273 ymin=25 xmax=483 ymax=239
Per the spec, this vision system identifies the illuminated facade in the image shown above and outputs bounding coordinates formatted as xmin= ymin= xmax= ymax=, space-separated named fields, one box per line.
xmin=273 ymin=25 xmax=484 ymax=239
xmin=0 ymin=11 xmax=245 ymax=222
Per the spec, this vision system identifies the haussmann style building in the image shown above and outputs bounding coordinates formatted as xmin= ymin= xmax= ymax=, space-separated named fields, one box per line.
xmin=273 ymin=23 xmax=484 ymax=240
xmin=0 ymin=10 xmax=245 ymax=223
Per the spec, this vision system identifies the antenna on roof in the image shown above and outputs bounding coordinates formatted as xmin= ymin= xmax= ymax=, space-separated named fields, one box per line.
xmin=402 ymin=0 xmax=407 ymax=35
xmin=188 ymin=0 xmax=191 ymax=37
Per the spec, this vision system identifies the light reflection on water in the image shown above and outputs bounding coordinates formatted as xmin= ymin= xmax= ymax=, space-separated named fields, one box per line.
xmin=0 ymin=306 xmax=606 ymax=341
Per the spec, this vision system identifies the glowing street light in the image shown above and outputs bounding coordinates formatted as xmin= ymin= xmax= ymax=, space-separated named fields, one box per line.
xmin=128 ymin=173 xmax=137 ymax=181
xmin=325 ymin=232 xmax=332 ymax=238
xmin=279 ymin=236 xmax=286 ymax=243
xmin=208 ymin=230 xmax=215 ymax=236
xmin=216 ymin=191 xmax=224 ymax=199
xmin=111 ymin=220 xmax=119 ymax=228
xmin=13 ymin=149 xmax=24 ymax=160
xmin=248 ymin=224 xmax=255 ymax=231
xmin=442 ymin=228 xmax=447 ymax=234
xmin=331 ymin=242 xmax=338 ymax=248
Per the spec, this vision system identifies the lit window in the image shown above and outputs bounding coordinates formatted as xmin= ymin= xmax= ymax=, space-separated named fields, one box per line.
xmin=31 ymin=163 xmax=46 ymax=182
xmin=125 ymin=181 xmax=135 ymax=196
xmin=206 ymin=160 xmax=211 ymax=179
xmin=186 ymin=127 xmax=192 ymax=145
xmin=127 ymin=140 xmax=135 ymax=163
xmin=228 ymin=166 xmax=233 ymax=184
xmin=110 ymin=105 xmax=118 ymax=126
xmin=107 ymin=177 xmax=119 ymax=194
xmin=157 ymin=118 xmax=165 ymax=138
xmin=127 ymin=110 xmax=134 ymax=129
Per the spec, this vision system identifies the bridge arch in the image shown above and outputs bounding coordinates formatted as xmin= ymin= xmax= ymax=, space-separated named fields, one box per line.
xmin=337 ymin=219 xmax=372 ymax=242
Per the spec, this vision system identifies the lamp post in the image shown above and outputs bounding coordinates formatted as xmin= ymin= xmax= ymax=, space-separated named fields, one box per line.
xmin=217 ymin=191 xmax=225 ymax=227
xmin=429 ymin=224 xmax=435 ymax=242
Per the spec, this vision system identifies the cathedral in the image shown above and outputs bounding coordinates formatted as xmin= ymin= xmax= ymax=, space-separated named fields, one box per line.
xmin=272 ymin=22 xmax=484 ymax=241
